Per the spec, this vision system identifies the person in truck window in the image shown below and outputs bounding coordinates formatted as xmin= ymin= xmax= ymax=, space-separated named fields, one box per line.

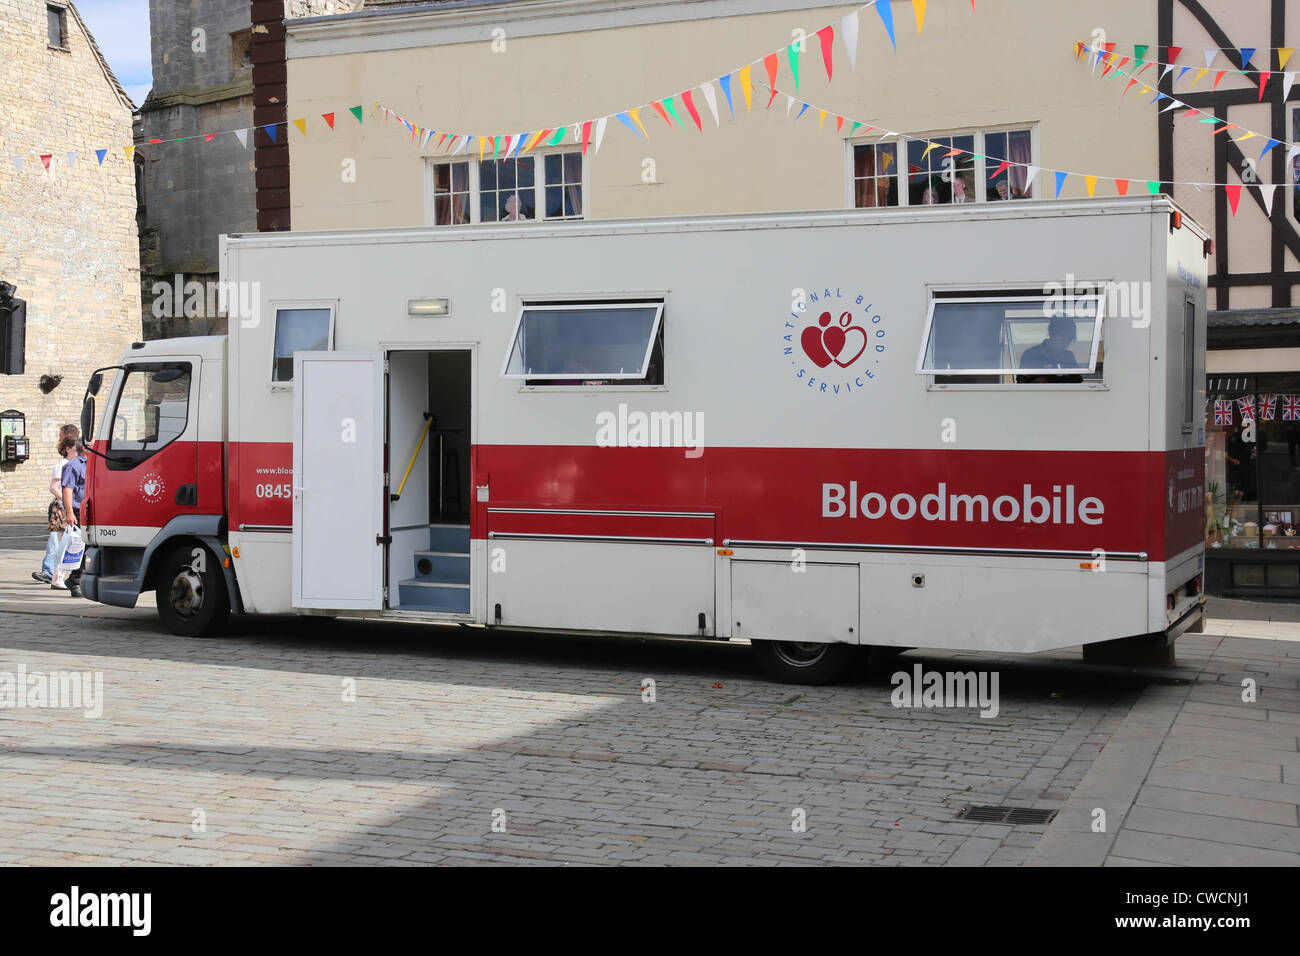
xmin=1018 ymin=315 xmax=1084 ymax=384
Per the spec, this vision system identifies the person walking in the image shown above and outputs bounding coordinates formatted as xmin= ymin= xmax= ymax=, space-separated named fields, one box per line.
xmin=32 ymin=435 xmax=78 ymax=584
xmin=57 ymin=438 xmax=88 ymax=598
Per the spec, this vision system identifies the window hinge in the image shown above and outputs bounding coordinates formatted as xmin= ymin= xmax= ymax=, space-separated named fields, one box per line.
xmin=383 ymin=359 xmax=390 ymax=373
xmin=383 ymin=471 xmax=389 ymax=486
xmin=383 ymin=586 xmax=388 ymax=602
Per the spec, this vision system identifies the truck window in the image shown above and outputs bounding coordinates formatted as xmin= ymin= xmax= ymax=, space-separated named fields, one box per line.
xmin=917 ymin=293 xmax=1104 ymax=385
xmin=105 ymin=363 xmax=191 ymax=469
xmin=272 ymin=307 xmax=333 ymax=382
xmin=502 ymin=301 xmax=664 ymax=386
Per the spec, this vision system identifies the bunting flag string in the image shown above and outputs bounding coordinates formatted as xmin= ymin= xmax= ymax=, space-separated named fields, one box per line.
xmin=1077 ymin=40 xmax=1296 ymax=100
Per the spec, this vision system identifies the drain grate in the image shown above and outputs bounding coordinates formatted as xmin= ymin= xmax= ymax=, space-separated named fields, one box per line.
xmin=955 ymin=805 xmax=1058 ymax=825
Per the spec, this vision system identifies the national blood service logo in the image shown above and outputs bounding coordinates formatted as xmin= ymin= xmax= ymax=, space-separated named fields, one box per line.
xmin=139 ymin=473 xmax=166 ymax=505
xmin=784 ymin=287 xmax=886 ymax=398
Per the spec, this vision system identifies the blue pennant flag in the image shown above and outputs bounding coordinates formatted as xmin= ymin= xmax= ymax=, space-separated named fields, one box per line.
xmin=876 ymin=0 xmax=897 ymax=51
xmin=95 ymin=148 xmax=107 ymax=165
xmin=1055 ymin=171 xmax=1069 ymax=198
xmin=614 ymin=112 xmax=642 ymax=139
xmin=1239 ymin=47 xmax=1256 ymax=69
xmin=720 ymin=74 xmax=734 ymax=117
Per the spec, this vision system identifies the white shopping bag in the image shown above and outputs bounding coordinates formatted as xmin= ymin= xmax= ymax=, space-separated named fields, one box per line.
xmin=59 ymin=527 xmax=84 ymax=574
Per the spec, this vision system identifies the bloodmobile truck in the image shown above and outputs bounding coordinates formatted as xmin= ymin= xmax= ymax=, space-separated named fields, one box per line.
xmin=77 ymin=198 xmax=1209 ymax=683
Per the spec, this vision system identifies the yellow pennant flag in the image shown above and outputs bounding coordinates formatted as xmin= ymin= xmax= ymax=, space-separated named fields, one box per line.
xmin=1140 ymin=86 xmax=1151 ymax=95
xmin=818 ymin=109 xmax=826 ymax=129
xmin=739 ymin=65 xmax=753 ymax=111
xmin=912 ymin=0 xmax=927 ymax=34
xmin=1279 ymin=48 xmax=1295 ymax=70
xmin=478 ymin=136 xmax=485 ymax=160
xmin=1232 ymin=130 xmax=1259 ymax=142
xmin=1193 ymin=68 xmax=1209 ymax=86
xmin=123 ymin=145 xmax=135 ymax=161
xmin=921 ymin=142 xmax=939 ymax=160
xmin=1085 ymin=175 xmax=1098 ymax=197
xmin=524 ymin=130 xmax=545 ymax=152
xmin=881 ymin=151 xmax=894 ymax=171
xmin=629 ymin=107 xmax=649 ymax=138
xmin=293 ymin=119 xmax=307 ymax=137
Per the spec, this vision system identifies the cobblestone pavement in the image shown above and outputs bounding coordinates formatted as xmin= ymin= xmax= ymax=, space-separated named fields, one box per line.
xmin=0 ymin=561 xmax=1143 ymax=865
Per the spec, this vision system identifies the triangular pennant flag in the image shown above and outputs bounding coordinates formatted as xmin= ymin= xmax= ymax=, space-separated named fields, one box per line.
xmin=593 ymin=116 xmax=608 ymax=155
xmin=501 ymin=135 xmax=513 ymax=156
xmin=764 ymin=53 xmax=779 ymax=92
xmin=615 ymin=112 xmax=642 ymax=139
xmin=1280 ymin=48 xmax=1295 ymax=70
xmin=841 ymin=12 xmax=859 ymax=71
xmin=1023 ymin=166 xmax=1040 ymax=191
xmin=1161 ymin=98 xmax=1184 ymax=113
xmin=1285 ymin=72 xmax=1297 ymax=100
xmin=580 ymin=121 xmax=592 ymax=155
xmin=1192 ymin=67 xmax=1208 ymax=85
xmin=1261 ymin=138 xmax=1282 ymax=158
xmin=787 ymin=43 xmax=801 ymax=92
xmin=1213 ymin=70 xmax=1228 ymax=89
xmin=739 ymin=65 xmax=753 ymax=111
xmin=1147 ymin=180 xmax=1162 ymax=195
xmin=989 ymin=159 xmax=1012 ymax=179
xmin=1259 ymin=72 xmax=1271 ymax=100
xmin=65 ymin=151 xmax=76 ymax=167
xmin=921 ymin=142 xmax=939 ymax=161
xmin=662 ymin=97 xmax=685 ymax=128
xmin=629 ymin=107 xmax=649 ymax=138
xmin=12 ymin=156 xmax=22 ymax=172
xmin=849 ymin=121 xmax=861 ymax=137
xmin=876 ymin=0 xmax=897 ymax=51
xmin=1085 ymin=175 xmax=1098 ymax=197
xmin=349 ymin=106 xmax=364 ymax=123
xmin=1123 ymin=78 xmax=1139 ymax=97
xmin=1205 ymin=49 xmax=1218 ymax=68
xmin=548 ymin=127 xmax=567 ymax=146
xmin=836 ymin=115 xmax=844 ymax=132
xmin=1115 ymin=179 xmax=1130 ymax=195
xmin=1135 ymin=44 xmax=1149 ymax=65
xmin=95 ymin=148 xmax=107 ymax=165
xmin=205 ymin=133 xmax=217 ymax=142
xmin=1259 ymin=183 xmax=1277 ymax=215
xmin=293 ymin=118 xmax=307 ymax=137
xmin=818 ymin=109 xmax=827 ymax=130
xmin=767 ymin=84 xmax=780 ymax=109
xmin=699 ymin=82 xmax=720 ymax=126
xmin=267 ymin=124 xmax=279 ymax=143
xmin=1232 ymin=130 xmax=1259 ymax=143
xmin=1225 ymin=182 xmax=1243 ymax=216
xmin=651 ymin=100 xmax=672 ymax=127
xmin=322 ymin=113 xmax=335 ymax=130
xmin=681 ymin=89 xmax=703 ymax=131
xmin=719 ymin=74 xmax=734 ymax=116
xmin=1055 ymin=170 xmax=1068 ymax=197
xmin=423 ymin=128 xmax=437 ymax=149
xmin=1168 ymin=46 xmax=1183 ymax=63
xmin=39 ymin=154 xmax=51 ymax=171
xmin=795 ymin=102 xmax=810 ymax=121
xmin=912 ymin=0 xmax=927 ymax=34
xmin=478 ymin=136 xmax=486 ymax=160
xmin=123 ymin=145 xmax=135 ymax=161
xmin=1159 ymin=63 xmax=1175 ymax=82
xmin=1240 ymin=48 xmax=1256 ymax=69
xmin=817 ymin=26 xmax=834 ymax=81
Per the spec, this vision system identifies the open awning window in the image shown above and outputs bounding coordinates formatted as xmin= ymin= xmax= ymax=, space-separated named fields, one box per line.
xmin=916 ymin=294 xmax=1105 ymax=378
xmin=502 ymin=302 xmax=664 ymax=380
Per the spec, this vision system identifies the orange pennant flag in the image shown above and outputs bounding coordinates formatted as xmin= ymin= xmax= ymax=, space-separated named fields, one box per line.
xmin=1115 ymin=179 xmax=1130 ymax=196
xmin=322 ymin=113 xmax=335 ymax=130
xmin=1213 ymin=70 xmax=1227 ymax=88
xmin=764 ymin=53 xmax=779 ymax=92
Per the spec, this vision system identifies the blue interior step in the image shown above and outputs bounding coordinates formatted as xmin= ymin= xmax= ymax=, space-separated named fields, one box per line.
xmin=397 ymin=524 xmax=471 ymax=613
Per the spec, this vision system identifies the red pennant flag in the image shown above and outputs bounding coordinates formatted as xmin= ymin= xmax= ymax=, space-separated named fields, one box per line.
xmin=1259 ymin=71 xmax=1271 ymax=99
xmin=1213 ymin=70 xmax=1227 ymax=88
xmin=651 ymin=100 xmax=672 ymax=126
xmin=323 ymin=112 xmax=335 ymax=130
xmin=39 ymin=154 xmax=51 ymax=170
xmin=835 ymin=115 xmax=844 ymax=132
xmin=1115 ymin=179 xmax=1130 ymax=195
xmin=944 ymin=148 xmax=963 ymax=157
xmin=502 ymin=135 xmax=514 ymax=155
xmin=581 ymin=121 xmax=592 ymax=155
xmin=764 ymin=53 xmax=779 ymax=91
xmin=989 ymin=160 xmax=1012 ymax=179
xmin=681 ymin=89 xmax=703 ymax=131
xmin=205 ymin=133 xmax=216 ymax=142
xmin=1123 ymin=78 xmax=1138 ymax=96
xmin=1168 ymin=46 xmax=1182 ymax=63
xmin=1225 ymin=182 xmax=1242 ymax=216
xmin=766 ymin=86 xmax=779 ymax=108
xmin=148 ymin=139 xmax=162 ymax=144
xmin=436 ymin=132 xmax=449 ymax=150
xmin=1075 ymin=42 xmax=1085 ymax=61
xmin=817 ymin=26 xmax=835 ymax=80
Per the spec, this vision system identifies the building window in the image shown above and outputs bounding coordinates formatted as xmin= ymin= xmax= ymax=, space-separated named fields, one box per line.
xmin=231 ymin=30 xmax=253 ymax=78
xmin=426 ymin=151 xmax=585 ymax=226
xmin=1292 ymin=108 xmax=1300 ymax=222
xmin=271 ymin=307 xmax=333 ymax=382
xmin=852 ymin=126 xmax=1035 ymax=209
xmin=502 ymin=300 xmax=665 ymax=387
xmin=47 ymin=5 xmax=67 ymax=49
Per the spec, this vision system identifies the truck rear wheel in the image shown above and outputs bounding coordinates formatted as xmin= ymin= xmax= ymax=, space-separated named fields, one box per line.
xmin=155 ymin=544 xmax=229 ymax=638
xmin=750 ymin=640 xmax=855 ymax=685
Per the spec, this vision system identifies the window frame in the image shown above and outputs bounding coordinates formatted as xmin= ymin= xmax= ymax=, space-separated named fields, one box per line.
xmin=501 ymin=298 xmax=666 ymax=388
xmin=424 ymin=148 xmax=588 ymax=226
xmin=915 ymin=290 xmax=1107 ymax=386
xmin=102 ymin=361 xmax=194 ymax=471
xmin=268 ymin=301 xmax=337 ymax=389
xmin=845 ymin=123 xmax=1038 ymax=210
xmin=47 ymin=4 xmax=68 ymax=51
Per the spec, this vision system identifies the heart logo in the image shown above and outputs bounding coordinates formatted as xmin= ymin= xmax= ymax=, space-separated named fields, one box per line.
xmin=801 ymin=323 xmax=833 ymax=368
xmin=144 ymin=481 xmax=158 ymax=496
xmin=833 ymin=326 xmax=868 ymax=368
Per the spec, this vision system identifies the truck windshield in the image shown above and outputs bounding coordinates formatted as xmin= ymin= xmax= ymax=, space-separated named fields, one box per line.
xmin=105 ymin=363 xmax=192 ymax=465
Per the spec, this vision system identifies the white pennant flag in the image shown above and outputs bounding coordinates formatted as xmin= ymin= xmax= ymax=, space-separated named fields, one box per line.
xmin=699 ymin=82 xmax=720 ymax=126
xmin=1205 ymin=49 xmax=1218 ymax=68
xmin=1160 ymin=98 xmax=1183 ymax=113
xmin=785 ymin=94 xmax=795 ymax=118
xmin=593 ymin=116 xmax=608 ymax=154
xmin=12 ymin=156 xmax=22 ymax=172
xmin=456 ymin=135 xmax=471 ymax=155
xmin=572 ymin=123 xmax=581 ymax=144
xmin=422 ymin=128 xmax=435 ymax=149
xmin=235 ymin=128 xmax=248 ymax=149
xmin=841 ymin=11 xmax=860 ymax=71
xmin=1159 ymin=63 xmax=1175 ymax=82
xmin=65 ymin=151 xmax=77 ymax=167
xmin=1258 ymin=183 xmax=1277 ymax=215
xmin=1285 ymin=72 xmax=1297 ymax=100
xmin=1023 ymin=166 xmax=1041 ymax=191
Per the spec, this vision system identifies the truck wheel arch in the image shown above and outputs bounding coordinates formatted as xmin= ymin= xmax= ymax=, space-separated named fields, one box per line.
xmin=139 ymin=518 xmax=243 ymax=615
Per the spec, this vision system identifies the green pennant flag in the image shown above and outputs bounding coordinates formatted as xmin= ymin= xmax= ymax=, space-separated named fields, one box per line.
xmin=663 ymin=97 xmax=686 ymax=129
xmin=1147 ymin=180 xmax=1162 ymax=194
xmin=849 ymin=121 xmax=861 ymax=136
xmin=493 ymin=136 xmax=500 ymax=160
xmin=788 ymin=42 xmax=801 ymax=92
xmin=548 ymin=127 xmax=568 ymax=146
xmin=349 ymin=106 xmax=364 ymax=123
xmin=1135 ymin=44 xmax=1149 ymax=65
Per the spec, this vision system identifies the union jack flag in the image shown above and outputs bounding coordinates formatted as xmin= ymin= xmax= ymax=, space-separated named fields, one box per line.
xmin=1259 ymin=394 xmax=1277 ymax=421
xmin=1214 ymin=399 xmax=1234 ymax=425
xmin=1284 ymin=395 xmax=1300 ymax=421
xmin=1238 ymin=395 xmax=1256 ymax=421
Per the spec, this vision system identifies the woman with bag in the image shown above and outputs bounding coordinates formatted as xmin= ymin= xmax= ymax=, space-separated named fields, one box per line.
xmin=32 ymin=436 xmax=77 ymax=585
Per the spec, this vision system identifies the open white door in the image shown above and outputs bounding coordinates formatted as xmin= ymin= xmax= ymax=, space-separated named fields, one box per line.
xmin=292 ymin=351 xmax=385 ymax=609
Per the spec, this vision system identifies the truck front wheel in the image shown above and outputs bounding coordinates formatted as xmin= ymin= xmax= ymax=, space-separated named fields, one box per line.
xmin=155 ymin=544 xmax=230 ymax=637
xmin=750 ymin=640 xmax=855 ymax=685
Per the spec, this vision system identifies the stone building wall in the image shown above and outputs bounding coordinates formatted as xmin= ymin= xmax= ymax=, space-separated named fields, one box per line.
xmin=0 ymin=0 xmax=141 ymax=516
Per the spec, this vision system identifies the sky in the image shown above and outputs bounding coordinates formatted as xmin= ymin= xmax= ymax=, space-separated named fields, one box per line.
xmin=75 ymin=0 xmax=153 ymax=107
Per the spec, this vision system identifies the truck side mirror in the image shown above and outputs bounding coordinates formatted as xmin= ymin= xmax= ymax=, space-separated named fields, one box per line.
xmin=88 ymin=372 xmax=103 ymax=396
xmin=80 ymin=395 xmax=95 ymax=445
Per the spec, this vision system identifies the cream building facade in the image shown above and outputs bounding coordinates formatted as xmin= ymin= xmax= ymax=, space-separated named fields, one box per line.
xmin=0 ymin=1 xmax=141 ymax=516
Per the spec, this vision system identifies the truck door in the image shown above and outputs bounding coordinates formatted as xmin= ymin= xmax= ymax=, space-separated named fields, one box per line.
xmin=292 ymin=351 xmax=385 ymax=609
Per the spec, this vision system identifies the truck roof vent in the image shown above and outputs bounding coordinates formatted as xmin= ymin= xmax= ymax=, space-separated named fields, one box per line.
xmin=130 ymin=341 xmax=145 ymax=349
xmin=955 ymin=805 xmax=1058 ymax=825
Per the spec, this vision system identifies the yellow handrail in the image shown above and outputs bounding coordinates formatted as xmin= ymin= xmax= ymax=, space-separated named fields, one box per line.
xmin=393 ymin=413 xmax=433 ymax=501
